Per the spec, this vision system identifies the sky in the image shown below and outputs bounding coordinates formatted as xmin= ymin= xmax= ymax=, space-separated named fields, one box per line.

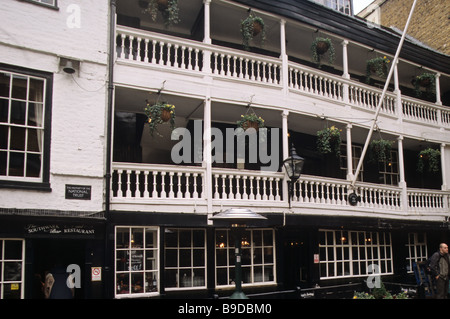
xmin=353 ymin=0 xmax=375 ymax=14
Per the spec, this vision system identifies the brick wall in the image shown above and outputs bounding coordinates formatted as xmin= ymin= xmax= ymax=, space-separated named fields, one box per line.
xmin=379 ymin=0 xmax=450 ymax=55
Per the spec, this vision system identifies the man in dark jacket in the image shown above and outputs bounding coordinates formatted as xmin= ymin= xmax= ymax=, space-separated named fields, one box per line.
xmin=429 ymin=243 xmax=450 ymax=299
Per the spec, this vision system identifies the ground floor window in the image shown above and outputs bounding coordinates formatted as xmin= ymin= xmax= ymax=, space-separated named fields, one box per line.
xmin=0 ymin=239 xmax=24 ymax=299
xmin=115 ymin=227 xmax=159 ymax=297
xmin=215 ymin=229 xmax=275 ymax=287
xmin=406 ymin=232 xmax=427 ymax=273
xmin=319 ymin=230 xmax=393 ymax=279
xmin=164 ymin=229 xmax=206 ymax=289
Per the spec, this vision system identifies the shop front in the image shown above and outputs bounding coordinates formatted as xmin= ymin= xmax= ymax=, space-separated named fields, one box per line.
xmin=0 ymin=214 xmax=105 ymax=299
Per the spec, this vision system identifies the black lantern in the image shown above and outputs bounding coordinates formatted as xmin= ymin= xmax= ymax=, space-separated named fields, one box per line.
xmin=209 ymin=208 xmax=267 ymax=299
xmin=283 ymin=146 xmax=305 ymax=208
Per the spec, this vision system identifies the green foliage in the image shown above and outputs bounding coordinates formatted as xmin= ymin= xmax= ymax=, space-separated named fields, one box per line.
xmin=417 ymin=147 xmax=441 ymax=174
xmin=413 ymin=73 xmax=436 ymax=98
xmin=143 ymin=0 xmax=180 ymax=28
xmin=144 ymin=101 xmax=176 ymax=136
xmin=366 ymin=56 xmax=390 ymax=84
xmin=240 ymin=12 xmax=266 ymax=51
xmin=236 ymin=113 xmax=265 ymax=130
xmin=353 ymin=281 xmax=410 ymax=299
xmin=316 ymin=126 xmax=341 ymax=157
xmin=368 ymin=139 xmax=394 ymax=163
xmin=311 ymin=37 xmax=335 ymax=68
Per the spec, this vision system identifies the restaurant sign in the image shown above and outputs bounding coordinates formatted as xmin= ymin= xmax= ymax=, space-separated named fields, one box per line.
xmin=26 ymin=224 xmax=95 ymax=236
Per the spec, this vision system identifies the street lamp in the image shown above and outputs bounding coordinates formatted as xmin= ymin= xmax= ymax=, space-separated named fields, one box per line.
xmin=283 ymin=146 xmax=305 ymax=208
xmin=209 ymin=208 xmax=267 ymax=299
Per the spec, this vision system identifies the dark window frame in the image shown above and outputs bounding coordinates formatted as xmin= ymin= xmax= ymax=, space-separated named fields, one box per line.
xmin=0 ymin=63 xmax=53 ymax=192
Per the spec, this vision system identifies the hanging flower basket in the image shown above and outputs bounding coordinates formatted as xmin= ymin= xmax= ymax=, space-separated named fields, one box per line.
xmin=240 ymin=12 xmax=266 ymax=51
xmin=144 ymin=101 xmax=176 ymax=136
xmin=417 ymin=147 xmax=440 ymax=174
xmin=413 ymin=73 xmax=436 ymax=98
xmin=143 ymin=0 xmax=180 ymax=28
xmin=311 ymin=37 xmax=335 ymax=68
xmin=366 ymin=56 xmax=390 ymax=84
xmin=316 ymin=126 xmax=341 ymax=157
xmin=236 ymin=113 xmax=265 ymax=131
xmin=368 ymin=139 xmax=394 ymax=163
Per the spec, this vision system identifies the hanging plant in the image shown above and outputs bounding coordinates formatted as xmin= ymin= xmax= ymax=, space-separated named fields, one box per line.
xmin=144 ymin=101 xmax=176 ymax=136
xmin=240 ymin=12 xmax=266 ymax=51
xmin=417 ymin=148 xmax=440 ymax=174
xmin=316 ymin=126 xmax=341 ymax=157
xmin=366 ymin=56 xmax=390 ymax=84
xmin=311 ymin=37 xmax=335 ymax=68
xmin=236 ymin=112 xmax=265 ymax=131
xmin=413 ymin=73 xmax=436 ymax=98
xmin=143 ymin=0 xmax=180 ymax=28
xmin=368 ymin=139 xmax=394 ymax=163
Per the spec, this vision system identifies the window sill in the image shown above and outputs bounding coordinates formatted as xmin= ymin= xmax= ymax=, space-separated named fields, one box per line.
xmin=0 ymin=180 xmax=52 ymax=192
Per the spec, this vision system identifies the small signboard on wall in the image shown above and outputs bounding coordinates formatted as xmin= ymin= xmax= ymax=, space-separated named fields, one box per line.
xmin=65 ymin=184 xmax=91 ymax=200
xmin=91 ymin=267 xmax=102 ymax=282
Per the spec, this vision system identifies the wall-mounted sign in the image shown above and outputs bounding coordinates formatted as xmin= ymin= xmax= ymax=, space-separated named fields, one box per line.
xmin=65 ymin=184 xmax=91 ymax=200
xmin=91 ymin=267 xmax=102 ymax=282
xmin=314 ymin=254 xmax=320 ymax=264
xmin=348 ymin=192 xmax=360 ymax=206
xmin=26 ymin=224 xmax=95 ymax=236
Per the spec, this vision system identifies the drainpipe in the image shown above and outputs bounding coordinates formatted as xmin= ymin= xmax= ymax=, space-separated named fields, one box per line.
xmin=104 ymin=0 xmax=116 ymax=299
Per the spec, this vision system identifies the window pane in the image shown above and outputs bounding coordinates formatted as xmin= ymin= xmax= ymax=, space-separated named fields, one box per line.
xmin=11 ymin=75 xmax=27 ymax=100
xmin=216 ymin=247 xmax=227 ymax=266
xmin=29 ymin=78 xmax=44 ymax=102
xmin=0 ymin=151 xmax=6 ymax=175
xmin=116 ymin=228 xmax=129 ymax=248
xmin=10 ymin=100 xmax=26 ymax=125
xmin=165 ymin=229 xmax=178 ymax=248
xmin=27 ymin=129 xmax=41 ymax=152
xmin=145 ymin=273 xmax=157 ymax=292
xmin=4 ymin=241 xmax=22 ymax=260
xmin=10 ymin=127 xmax=25 ymax=151
xmin=179 ymin=269 xmax=192 ymax=287
xmin=0 ymin=73 xmax=10 ymax=97
xmin=145 ymin=229 xmax=156 ymax=248
xmin=165 ymin=249 xmax=177 ymax=268
xmin=216 ymin=268 xmax=228 ymax=286
xmin=0 ymin=99 xmax=8 ymax=122
xmin=28 ymin=103 xmax=43 ymax=127
xmin=0 ymin=126 xmax=8 ymax=149
xmin=193 ymin=249 xmax=204 ymax=267
xmin=9 ymin=152 xmax=24 ymax=176
xmin=192 ymin=230 xmax=204 ymax=247
xmin=179 ymin=249 xmax=191 ymax=267
xmin=131 ymin=228 xmax=143 ymax=248
xmin=145 ymin=250 xmax=157 ymax=271
xmin=165 ymin=269 xmax=177 ymax=288
xmin=263 ymin=230 xmax=273 ymax=246
xmin=131 ymin=273 xmax=143 ymax=293
xmin=116 ymin=273 xmax=129 ymax=295
xmin=4 ymin=262 xmax=22 ymax=281
xmin=130 ymin=250 xmax=143 ymax=271
xmin=116 ymin=250 xmax=128 ymax=271
xmin=179 ymin=230 xmax=191 ymax=248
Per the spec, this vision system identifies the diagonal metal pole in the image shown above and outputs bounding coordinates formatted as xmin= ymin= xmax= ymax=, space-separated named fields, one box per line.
xmin=351 ymin=0 xmax=418 ymax=189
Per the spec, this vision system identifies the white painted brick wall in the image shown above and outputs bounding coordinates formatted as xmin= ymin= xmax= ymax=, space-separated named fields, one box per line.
xmin=0 ymin=0 xmax=110 ymax=212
